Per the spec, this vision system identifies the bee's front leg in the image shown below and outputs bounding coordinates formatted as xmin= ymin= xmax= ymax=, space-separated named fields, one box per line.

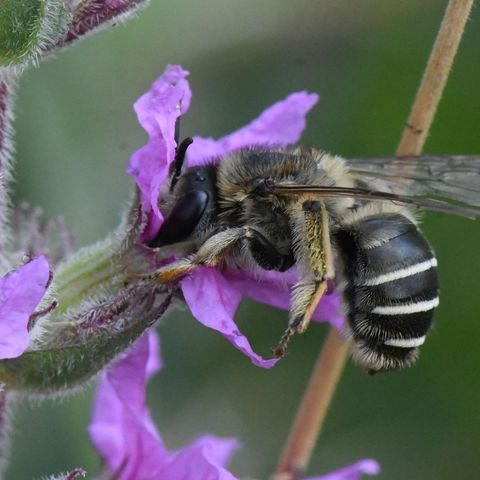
xmin=146 ymin=227 xmax=253 ymax=284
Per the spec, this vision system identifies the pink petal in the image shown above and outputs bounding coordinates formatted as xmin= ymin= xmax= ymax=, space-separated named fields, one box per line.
xmin=127 ymin=65 xmax=192 ymax=239
xmin=89 ymin=331 xmax=168 ymax=480
xmin=89 ymin=330 xmax=244 ymax=479
xmin=146 ymin=327 xmax=162 ymax=379
xmin=159 ymin=435 xmax=240 ymax=480
xmin=181 ymin=267 xmax=279 ymax=368
xmin=187 ymin=91 xmax=319 ymax=167
xmin=0 ymin=256 xmax=50 ymax=359
xmin=305 ymin=459 xmax=380 ymax=480
xmin=226 ymin=268 xmax=345 ymax=330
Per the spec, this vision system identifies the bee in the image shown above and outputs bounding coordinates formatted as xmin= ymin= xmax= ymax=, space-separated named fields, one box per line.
xmin=147 ymin=139 xmax=480 ymax=373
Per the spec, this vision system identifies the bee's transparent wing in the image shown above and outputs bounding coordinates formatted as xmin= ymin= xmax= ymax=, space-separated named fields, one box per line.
xmin=345 ymin=155 xmax=480 ymax=207
xmin=269 ymin=184 xmax=480 ymax=218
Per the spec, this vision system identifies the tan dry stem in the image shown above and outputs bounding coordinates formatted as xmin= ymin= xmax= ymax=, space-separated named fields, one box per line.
xmin=396 ymin=0 xmax=474 ymax=157
xmin=273 ymin=329 xmax=348 ymax=480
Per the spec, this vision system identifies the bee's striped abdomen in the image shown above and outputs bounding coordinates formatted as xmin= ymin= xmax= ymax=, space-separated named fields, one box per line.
xmin=335 ymin=213 xmax=439 ymax=372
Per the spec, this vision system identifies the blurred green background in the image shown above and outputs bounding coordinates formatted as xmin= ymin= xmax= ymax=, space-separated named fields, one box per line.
xmin=7 ymin=0 xmax=480 ymax=478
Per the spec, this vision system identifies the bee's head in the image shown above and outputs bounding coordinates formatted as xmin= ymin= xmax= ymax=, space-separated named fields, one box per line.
xmin=148 ymin=138 xmax=219 ymax=248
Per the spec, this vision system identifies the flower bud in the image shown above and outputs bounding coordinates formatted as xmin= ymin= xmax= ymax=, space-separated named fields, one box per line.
xmin=0 ymin=0 xmax=71 ymax=68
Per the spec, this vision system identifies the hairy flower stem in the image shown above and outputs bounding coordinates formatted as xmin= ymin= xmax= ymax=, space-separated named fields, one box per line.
xmin=273 ymin=329 xmax=348 ymax=479
xmin=0 ymin=390 xmax=11 ymax=479
xmin=396 ymin=0 xmax=474 ymax=157
xmin=274 ymin=1 xmax=473 ymax=478
xmin=0 ymin=74 xmax=16 ymax=254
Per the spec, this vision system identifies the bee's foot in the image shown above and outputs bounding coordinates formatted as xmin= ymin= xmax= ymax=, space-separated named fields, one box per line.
xmin=274 ymin=346 xmax=286 ymax=358
xmin=123 ymin=272 xmax=153 ymax=286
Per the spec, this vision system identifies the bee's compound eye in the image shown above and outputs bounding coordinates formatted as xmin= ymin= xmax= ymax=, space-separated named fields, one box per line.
xmin=148 ymin=191 xmax=209 ymax=248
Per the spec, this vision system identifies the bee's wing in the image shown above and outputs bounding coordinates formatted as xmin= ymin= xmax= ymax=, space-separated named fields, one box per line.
xmin=269 ymin=184 xmax=480 ymax=218
xmin=345 ymin=155 xmax=480 ymax=207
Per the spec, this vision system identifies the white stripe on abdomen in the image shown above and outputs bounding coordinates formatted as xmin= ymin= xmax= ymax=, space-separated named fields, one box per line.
xmin=372 ymin=297 xmax=439 ymax=315
xmin=363 ymin=258 xmax=438 ymax=286
xmin=384 ymin=336 xmax=426 ymax=348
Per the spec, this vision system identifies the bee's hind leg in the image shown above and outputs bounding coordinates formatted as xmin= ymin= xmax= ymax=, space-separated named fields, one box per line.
xmin=275 ymin=280 xmax=328 ymax=357
xmin=147 ymin=227 xmax=253 ymax=284
xmin=275 ymin=199 xmax=334 ymax=357
xmin=290 ymin=280 xmax=329 ymax=333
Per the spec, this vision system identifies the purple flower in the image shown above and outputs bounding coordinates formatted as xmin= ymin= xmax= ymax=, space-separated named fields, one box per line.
xmin=89 ymin=332 xmax=379 ymax=480
xmin=0 ymin=256 xmax=51 ymax=359
xmin=306 ymin=459 xmax=380 ymax=480
xmin=89 ymin=331 xmax=240 ymax=480
xmin=127 ymin=65 xmax=343 ymax=369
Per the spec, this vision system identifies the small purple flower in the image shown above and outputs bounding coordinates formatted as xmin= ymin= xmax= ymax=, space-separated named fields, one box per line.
xmin=0 ymin=256 xmax=51 ymax=359
xmin=89 ymin=332 xmax=379 ymax=480
xmin=89 ymin=331 xmax=240 ymax=480
xmin=127 ymin=65 xmax=343 ymax=368
xmin=306 ymin=459 xmax=380 ymax=480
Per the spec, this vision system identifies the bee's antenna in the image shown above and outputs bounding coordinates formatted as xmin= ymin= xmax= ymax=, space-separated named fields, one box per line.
xmin=174 ymin=113 xmax=181 ymax=146
xmin=169 ymin=115 xmax=193 ymax=192
xmin=170 ymin=137 xmax=193 ymax=191
xmin=169 ymin=114 xmax=194 ymax=191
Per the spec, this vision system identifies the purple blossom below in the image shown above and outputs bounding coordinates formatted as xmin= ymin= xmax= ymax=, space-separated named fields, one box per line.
xmin=0 ymin=256 xmax=51 ymax=359
xmin=89 ymin=331 xmax=240 ymax=480
xmin=307 ymin=459 xmax=380 ymax=480
xmin=127 ymin=65 xmax=344 ymax=369
xmin=89 ymin=330 xmax=379 ymax=480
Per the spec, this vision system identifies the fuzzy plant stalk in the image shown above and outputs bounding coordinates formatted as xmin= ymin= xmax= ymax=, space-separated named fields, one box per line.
xmin=273 ymin=0 xmax=475 ymax=478
xmin=0 ymin=74 xmax=16 ymax=254
xmin=0 ymin=391 xmax=11 ymax=477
